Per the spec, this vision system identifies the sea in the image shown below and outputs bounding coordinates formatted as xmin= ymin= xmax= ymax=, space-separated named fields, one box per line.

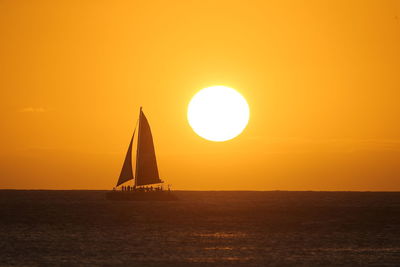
xmin=0 ymin=190 xmax=399 ymax=266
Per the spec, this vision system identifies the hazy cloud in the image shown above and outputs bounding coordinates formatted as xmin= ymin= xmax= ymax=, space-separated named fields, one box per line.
xmin=19 ymin=107 xmax=46 ymax=113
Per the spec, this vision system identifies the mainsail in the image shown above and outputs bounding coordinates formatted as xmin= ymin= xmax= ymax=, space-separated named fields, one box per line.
xmin=116 ymin=130 xmax=135 ymax=187
xmin=135 ymin=109 xmax=162 ymax=186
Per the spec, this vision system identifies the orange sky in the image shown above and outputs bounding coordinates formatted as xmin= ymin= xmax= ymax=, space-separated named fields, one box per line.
xmin=1 ymin=0 xmax=399 ymax=190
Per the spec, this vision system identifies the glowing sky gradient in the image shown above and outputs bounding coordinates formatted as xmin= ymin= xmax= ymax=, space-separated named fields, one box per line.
xmin=1 ymin=0 xmax=399 ymax=190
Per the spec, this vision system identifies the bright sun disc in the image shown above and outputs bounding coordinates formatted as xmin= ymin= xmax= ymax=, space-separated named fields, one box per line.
xmin=187 ymin=86 xmax=250 ymax=142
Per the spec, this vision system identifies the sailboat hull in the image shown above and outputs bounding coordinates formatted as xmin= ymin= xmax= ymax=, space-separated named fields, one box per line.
xmin=106 ymin=190 xmax=178 ymax=201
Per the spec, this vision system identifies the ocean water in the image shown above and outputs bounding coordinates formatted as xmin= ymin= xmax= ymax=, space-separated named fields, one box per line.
xmin=0 ymin=190 xmax=399 ymax=266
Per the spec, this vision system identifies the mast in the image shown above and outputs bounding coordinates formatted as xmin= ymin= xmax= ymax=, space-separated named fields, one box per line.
xmin=134 ymin=107 xmax=142 ymax=188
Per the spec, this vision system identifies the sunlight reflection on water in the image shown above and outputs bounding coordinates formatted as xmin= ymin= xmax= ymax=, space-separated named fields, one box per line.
xmin=193 ymin=232 xmax=247 ymax=238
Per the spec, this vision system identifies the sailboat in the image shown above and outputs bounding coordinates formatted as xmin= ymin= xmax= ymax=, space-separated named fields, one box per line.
xmin=106 ymin=107 xmax=177 ymax=201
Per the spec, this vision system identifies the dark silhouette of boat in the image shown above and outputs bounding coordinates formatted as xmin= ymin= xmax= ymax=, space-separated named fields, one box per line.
xmin=106 ymin=107 xmax=177 ymax=201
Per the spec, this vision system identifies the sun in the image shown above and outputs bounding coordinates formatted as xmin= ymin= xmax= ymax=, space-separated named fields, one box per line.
xmin=187 ymin=86 xmax=250 ymax=142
